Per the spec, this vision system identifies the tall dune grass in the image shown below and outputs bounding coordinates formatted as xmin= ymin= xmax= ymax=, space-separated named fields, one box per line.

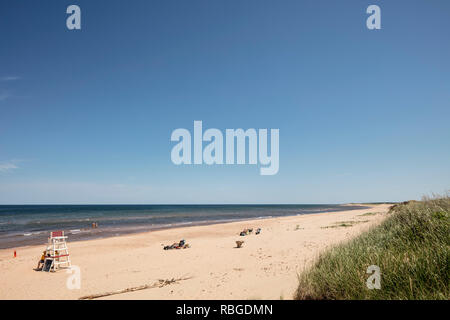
xmin=295 ymin=197 xmax=450 ymax=300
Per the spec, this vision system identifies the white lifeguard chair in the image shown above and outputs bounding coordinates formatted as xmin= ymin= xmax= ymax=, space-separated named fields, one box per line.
xmin=42 ymin=230 xmax=71 ymax=272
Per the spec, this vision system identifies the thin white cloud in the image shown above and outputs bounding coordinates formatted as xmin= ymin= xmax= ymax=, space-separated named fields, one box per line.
xmin=0 ymin=162 xmax=18 ymax=172
xmin=0 ymin=76 xmax=20 ymax=81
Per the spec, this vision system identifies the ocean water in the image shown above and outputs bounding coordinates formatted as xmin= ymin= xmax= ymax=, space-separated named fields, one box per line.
xmin=0 ymin=204 xmax=366 ymax=249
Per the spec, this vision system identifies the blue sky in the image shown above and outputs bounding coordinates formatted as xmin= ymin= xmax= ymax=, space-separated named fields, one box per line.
xmin=0 ymin=0 xmax=449 ymax=204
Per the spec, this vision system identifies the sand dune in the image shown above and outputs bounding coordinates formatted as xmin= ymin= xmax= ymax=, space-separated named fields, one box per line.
xmin=0 ymin=204 xmax=390 ymax=300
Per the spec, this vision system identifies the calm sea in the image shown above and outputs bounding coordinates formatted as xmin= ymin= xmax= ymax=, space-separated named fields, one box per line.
xmin=0 ymin=204 xmax=366 ymax=249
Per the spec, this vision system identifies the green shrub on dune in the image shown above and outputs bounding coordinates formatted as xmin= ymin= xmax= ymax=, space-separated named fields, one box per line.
xmin=295 ymin=197 xmax=450 ymax=300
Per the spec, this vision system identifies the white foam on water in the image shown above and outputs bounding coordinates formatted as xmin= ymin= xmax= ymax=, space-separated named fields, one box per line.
xmin=177 ymin=221 xmax=193 ymax=225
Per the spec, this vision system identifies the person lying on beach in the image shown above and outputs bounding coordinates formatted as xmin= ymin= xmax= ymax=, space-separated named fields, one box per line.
xmin=239 ymin=229 xmax=248 ymax=236
xmin=163 ymin=243 xmax=190 ymax=250
xmin=239 ymin=228 xmax=253 ymax=236
xmin=163 ymin=239 xmax=190 ymax=250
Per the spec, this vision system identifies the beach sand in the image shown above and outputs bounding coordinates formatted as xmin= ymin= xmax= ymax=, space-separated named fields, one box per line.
xmin=0 ymin=204 xmax=391 ymax=300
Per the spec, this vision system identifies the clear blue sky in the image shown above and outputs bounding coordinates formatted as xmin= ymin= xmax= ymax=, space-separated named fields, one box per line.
xmin=0 ymin=0 xmax=449 ymax=204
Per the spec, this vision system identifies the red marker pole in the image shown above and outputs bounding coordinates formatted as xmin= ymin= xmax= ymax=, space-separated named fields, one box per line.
xmin=14 ymin=250 xmax=16 ymax=258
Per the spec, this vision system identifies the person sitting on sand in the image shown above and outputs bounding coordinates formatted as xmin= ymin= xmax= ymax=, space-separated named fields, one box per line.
xmin=36 ymin=250 xmax=46 ymax=270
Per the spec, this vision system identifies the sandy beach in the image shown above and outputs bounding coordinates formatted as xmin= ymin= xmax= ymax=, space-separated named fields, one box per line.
xmin=0 ymin=204 xmax=391 ymax=300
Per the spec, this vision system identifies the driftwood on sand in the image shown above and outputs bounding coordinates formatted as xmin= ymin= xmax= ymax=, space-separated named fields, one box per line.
xmin=78 ymin=276 xmax=191 ymax=300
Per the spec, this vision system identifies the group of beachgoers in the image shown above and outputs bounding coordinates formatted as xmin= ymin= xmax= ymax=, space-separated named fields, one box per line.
xmin=35 ymin=249 xmax=61 ymax=271
xmin=34 ymin=225 xmax=263 ymax=269
xmin=162 ymin=227 xmax=262 ymax=251
xmin=239 ymin=227 xmax=261 ymax=236
xmin=235 ymin=227 xmax=262 ymax=248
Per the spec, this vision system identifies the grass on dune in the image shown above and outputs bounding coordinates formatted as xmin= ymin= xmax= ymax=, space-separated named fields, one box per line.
xmin=359 ymin=212 xmax=379 ymax=216
xmin=295 ymin=196 xmax=450 ymax=300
